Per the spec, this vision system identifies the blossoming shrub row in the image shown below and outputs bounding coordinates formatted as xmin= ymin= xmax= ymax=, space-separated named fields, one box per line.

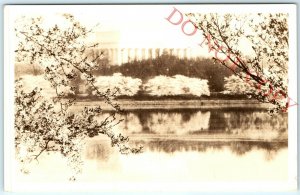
xmin=91 ymin=73 xmax=143 ymax=96
xmin=223 ymin=74 xmax=255 ymax=95
xmin=21 ymin=73 xmax=211 ymax=97
xmin=143 ymin=75 xmax=210 ymax=96
xmin=223 ymin=73 xmax=288 ymax=109
xmin=20 ymin=75 xmax=74 ymax=98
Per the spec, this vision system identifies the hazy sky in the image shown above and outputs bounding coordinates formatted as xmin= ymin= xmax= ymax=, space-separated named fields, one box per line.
xmin=8 ymin=5 xmax=235 ymax=58
xmin=12 ymin=5 xmax=204 ymax=47
xmin=8 ymin=5 xmax=294 ymax=58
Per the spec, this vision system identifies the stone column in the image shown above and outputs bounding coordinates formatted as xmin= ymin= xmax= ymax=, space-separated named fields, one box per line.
xmin=139 ymin=48 xmax=143 ymax=61
xmin=151 ymin=48 xmax=155 ymax=59
xmin=109 ymin=48 xmax=113 ymax=65
xmin=141 ymin=48 xmax=146 ymax=60
xmin=121 ymin=48 xmax=127 ymax=64
xmin=187 ymin=47 xmax=191 ymax=59
xmin=134 ymin=48 xmax=138 ymax=61
xmin=114 ymin=48 xmax=118 ymax=65
xmin=103 ymin=49 xmax=108 ymax=59
xmin=159 ymin=48 xmax=163 ymax=56
xmin=177 ymin=48 xmax=182 ymax=59
xmin=132 ymin=48 xmax=136 ymax=61
xmin=117 ymin=48 xmax=122 ymax=65
xmin=183 ymin=48 xmax=187 ymax=59
xmin=126 ymin=48 xmax=131 ymax=62
xmin=145 ymin=48 xmax=149 ymax=60
xmin=176 ymin=48 xmax=180 ymax=58
xmin=154 ymin=48 xmax=159 ymax=58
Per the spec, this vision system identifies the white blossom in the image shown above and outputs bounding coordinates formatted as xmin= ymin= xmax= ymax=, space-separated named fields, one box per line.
xmin=144 ymin=75 xmax=210 ymax=96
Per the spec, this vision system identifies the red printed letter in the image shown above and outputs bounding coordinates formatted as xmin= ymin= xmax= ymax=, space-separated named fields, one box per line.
xmin=245 ymin=69 xmax=258 ymax=84
xmin=165 ymin=7 xmax=183 ymax=25
xmin=272 ymin=90 xmax=286 ymax=101
xmin=214 ymin=45 xmax=230 ymax=62
xmin=198 ymin=34 xmax=215 ymax=53
xmin=261 ymin=81 xmax=274 ymax=98
xmin=283 ymin=96 xmax=298 ymax=112
xmin=227 ymin=56 xmax=241 ymax=72
xmin=181 ymin=20 xmax=198 ymax=36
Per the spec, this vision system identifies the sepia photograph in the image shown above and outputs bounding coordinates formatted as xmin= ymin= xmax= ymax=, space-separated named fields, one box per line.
xmin=4 ymin=4 xmax=298 ymax=192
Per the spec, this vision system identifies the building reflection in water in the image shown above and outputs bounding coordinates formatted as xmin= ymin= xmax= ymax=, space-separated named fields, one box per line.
xmin=88 ymin=109 xmax=288 ymax=162
xmin=96 ymin=109 xmax=287 ymax=139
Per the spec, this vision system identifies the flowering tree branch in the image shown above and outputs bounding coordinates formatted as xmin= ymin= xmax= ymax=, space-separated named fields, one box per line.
xmin=187 ymin=13 xmax=290 ymax=113
xmin=14 ymin=14 xmax=142 ymax=180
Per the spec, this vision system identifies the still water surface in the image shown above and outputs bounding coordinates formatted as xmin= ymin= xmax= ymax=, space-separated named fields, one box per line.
xmin=17 ymin=108 xmax=288 ymax=182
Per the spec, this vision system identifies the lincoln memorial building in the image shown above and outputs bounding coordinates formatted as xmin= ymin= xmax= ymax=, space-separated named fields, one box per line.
xmin=91 ymin=31 xmax=202 ymax=65
xmin=90 ymin=47 xmax=201 ymax=65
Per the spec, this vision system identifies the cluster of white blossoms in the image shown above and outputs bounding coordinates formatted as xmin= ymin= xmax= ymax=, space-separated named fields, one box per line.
xmin=20 ymin=75 xmax=75 ymax=98
xmin=92 ymin=73 xmax=143 ymax=96
xmin=21 ymin=73 xmax=212 ymax=97
xmin=143 ymin=75 xmax=210 ymax=97
xmin=223 ymin=72 xmax=290 ymax=113
xmin=223 ymin=74 xmax=255 ymax=95
xmin=19 ymin=75 xmax=55 ymax=97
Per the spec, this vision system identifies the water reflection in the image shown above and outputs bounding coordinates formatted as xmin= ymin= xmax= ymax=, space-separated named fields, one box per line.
xmin=17 ymin=108 xmax=289 ymax=183
xmin=89 ymin=108 xmax=287 ymax=162
xmin=122 ymin=110 xmax=211 ymax=134
xmin=86 ymin=139 xmax=287 ymax=162
xmin=108 ymin=109 xmax=288 ymax=140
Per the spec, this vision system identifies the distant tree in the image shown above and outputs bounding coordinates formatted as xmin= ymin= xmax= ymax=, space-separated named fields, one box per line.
xmin=93 ymin=54 xmax=232 ymax=92
xmin=143 ymin=75 xmax=210 ymax=97
xmin=187 ymin=13 xmax=292 ymax=113
xmin=14 ymin=14 xmax=142 ymax=180
xmin=88 ymin=73 xmax=142 ymax=97
xmin=223 ymin=74 xmax=255 ymax=95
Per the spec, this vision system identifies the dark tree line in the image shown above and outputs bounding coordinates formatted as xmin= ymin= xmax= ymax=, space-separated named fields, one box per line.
xmin=91 ymin=53 xmax=233 ymax=92
xmin=18 ymin=53 xmax=234 ymax=92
